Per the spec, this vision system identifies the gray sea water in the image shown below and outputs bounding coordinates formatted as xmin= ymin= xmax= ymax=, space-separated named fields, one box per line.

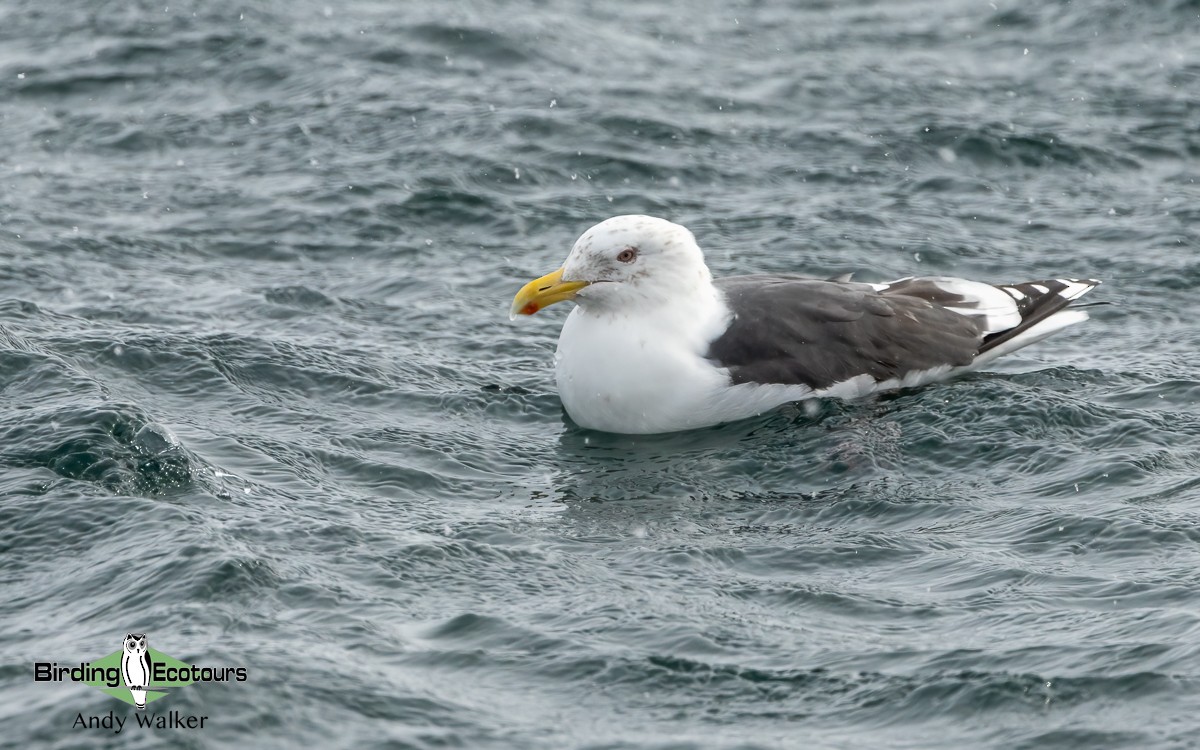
xmin=2 ymin=0 xmax=1199 ymax=747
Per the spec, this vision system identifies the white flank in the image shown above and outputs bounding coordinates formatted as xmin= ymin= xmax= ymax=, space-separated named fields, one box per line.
xmin=816 ymin=365 xmax=955 ymax=399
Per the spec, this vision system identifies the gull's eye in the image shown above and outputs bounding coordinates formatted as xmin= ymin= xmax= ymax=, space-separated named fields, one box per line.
xmin=616 ymin=246 xmax=638 ymax=263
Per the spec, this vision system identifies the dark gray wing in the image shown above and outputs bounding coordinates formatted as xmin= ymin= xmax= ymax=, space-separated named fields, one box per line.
xmin=707 ymin=275 xmax=986 ymax=389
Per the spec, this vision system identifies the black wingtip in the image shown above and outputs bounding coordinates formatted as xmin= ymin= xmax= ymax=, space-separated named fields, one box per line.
xmin=978 ymin=278 xmax=1100 ymax=355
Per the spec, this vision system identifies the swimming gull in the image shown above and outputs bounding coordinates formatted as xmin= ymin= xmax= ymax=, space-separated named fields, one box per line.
xmin=510 ymin=215 xmax=1100 ymax=434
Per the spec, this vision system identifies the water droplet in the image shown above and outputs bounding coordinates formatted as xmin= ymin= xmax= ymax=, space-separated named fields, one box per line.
xmin=16 ymin=72 xmax=25 ymax=80
xmin=549 ymin=99 xmax=556 ymax=108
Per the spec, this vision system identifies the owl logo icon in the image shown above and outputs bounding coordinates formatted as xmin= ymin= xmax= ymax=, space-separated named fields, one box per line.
xmin=119 ymin=634 xmax=152 ymax=710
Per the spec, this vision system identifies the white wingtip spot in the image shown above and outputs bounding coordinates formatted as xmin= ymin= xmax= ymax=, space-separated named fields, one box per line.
xmin=1002 ymin=286 xmax=1025 ymax=300
xmin=1030 ymin=284 xmax=1049 ymax=294
xmin=1056 ymin=279 xmax=1096 ymax=300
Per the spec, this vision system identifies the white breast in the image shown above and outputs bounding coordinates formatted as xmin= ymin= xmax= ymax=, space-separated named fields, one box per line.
xmin=553 ymin=295 xmax=812 ymax=433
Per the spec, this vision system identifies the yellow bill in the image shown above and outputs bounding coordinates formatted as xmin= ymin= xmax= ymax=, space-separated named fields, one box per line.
xmin=510 ymin=267 xmax=590 ymax=318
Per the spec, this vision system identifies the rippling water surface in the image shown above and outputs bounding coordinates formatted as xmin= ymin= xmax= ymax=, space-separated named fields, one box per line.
xmin=2 ymin=0 xmax=1199 ymax=747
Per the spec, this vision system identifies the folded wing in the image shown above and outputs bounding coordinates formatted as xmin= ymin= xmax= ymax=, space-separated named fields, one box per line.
xmin=708 ymin=274 xmax=1099 ymax=389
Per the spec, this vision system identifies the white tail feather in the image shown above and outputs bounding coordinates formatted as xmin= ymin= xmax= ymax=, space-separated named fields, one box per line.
xmin=972 ymin=309 xmax=1090 ymax=366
